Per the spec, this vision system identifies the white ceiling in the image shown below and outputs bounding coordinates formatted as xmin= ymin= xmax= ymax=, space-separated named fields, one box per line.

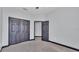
xmin=19 ymin=7 xmax=57 ymax=16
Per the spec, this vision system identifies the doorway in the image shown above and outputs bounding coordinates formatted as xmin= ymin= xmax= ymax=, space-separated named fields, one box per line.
xmin=9 ymin=17 xmax=30 ymax=45
xmin=34 ymin=21 xmax=49 ymax=41
xmin=34 ymin=21 xmax=42 ymax=41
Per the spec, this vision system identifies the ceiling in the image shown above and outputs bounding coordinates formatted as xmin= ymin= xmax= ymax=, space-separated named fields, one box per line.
xmin=20 ymin=7 xmax=57 ymax=16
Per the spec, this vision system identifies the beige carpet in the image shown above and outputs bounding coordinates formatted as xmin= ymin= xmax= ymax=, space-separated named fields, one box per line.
xmin=2 ymin=37 xmax=76 ymax=52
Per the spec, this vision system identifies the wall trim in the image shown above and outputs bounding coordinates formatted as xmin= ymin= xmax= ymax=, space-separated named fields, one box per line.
xmin=43 ymin=40 xmax=79 ymax=51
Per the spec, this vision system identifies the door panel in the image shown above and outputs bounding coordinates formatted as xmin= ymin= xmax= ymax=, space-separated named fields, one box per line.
xmin=42 ymin=21 xmax=49 ymax=41
xmin=16 ymin=19 xmax=20 ymax=43
xmin=9 ymin=17 xmax=30 ymax=45
xmin=20 ymin=20 xmax=30 ymax=42
xmin=9 ymin=17 xmax=19 ymax=45
xmin=20 ymin=19 xmax=25 ymax=42
xmin=23 ymin=20 xmax=30 ymax=41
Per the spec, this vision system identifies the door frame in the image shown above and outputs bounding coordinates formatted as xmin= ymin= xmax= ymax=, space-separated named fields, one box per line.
xmin=8 ymin=17 xmax=30 ymax=45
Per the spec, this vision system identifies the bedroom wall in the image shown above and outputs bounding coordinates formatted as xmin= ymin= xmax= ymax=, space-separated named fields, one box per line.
xmin=2 ymin=8 xmax=34 ymax=46
xmin=0 ymin=8 xmax=2 ymax=50
xmin=48 ymin=7 xmax=79 ymax=49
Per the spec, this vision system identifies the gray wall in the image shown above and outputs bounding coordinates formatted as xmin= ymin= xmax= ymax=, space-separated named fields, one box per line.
xmin=48 ymin=7 xmax=79 ymax=49
xmin=0 ymin=8 xmax=2 ymax=50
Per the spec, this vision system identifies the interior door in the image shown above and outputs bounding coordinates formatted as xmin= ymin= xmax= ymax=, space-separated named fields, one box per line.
xmin=9 ymin=17 xmax=30 ymax=45
xmin=42 ymin=21 xmax=49 ymax=41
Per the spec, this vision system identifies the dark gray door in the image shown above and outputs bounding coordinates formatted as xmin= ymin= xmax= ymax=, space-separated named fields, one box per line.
xmin=23 ymin=20 xmax=30 ymax=41
xmin=19 ymin=20 xmax=30 ymax=42
xmin=9 ymin=17 xmax=30 ymax=45
xmin=42 ymin=21 xmax=49 ymax=41
xmin=9 ymin=17 xmax=20 ymax=45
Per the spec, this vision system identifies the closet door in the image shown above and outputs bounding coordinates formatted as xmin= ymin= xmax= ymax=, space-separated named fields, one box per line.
xmin=23 ymin=20 xmax=30 ymax=41
xmin=9 ymin=17 xmax=20 ymax=45
xmin=20 ymin=20 xmax=30 ymax=42
xmin=42 ymin=21 xmax=49 ymax=41
xmin=9 ymin=17 xmax=30 ymax=45
xmin=19 ymin=19 xmax=25 ymax=42
xmin=16 ymin=19 xmax=21 ymax=43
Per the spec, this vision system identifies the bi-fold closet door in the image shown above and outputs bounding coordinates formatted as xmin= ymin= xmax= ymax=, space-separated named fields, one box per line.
xmin=9 ymin=17 xmax=30 ymax=45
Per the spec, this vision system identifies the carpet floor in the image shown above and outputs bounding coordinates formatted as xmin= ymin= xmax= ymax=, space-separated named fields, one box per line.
xmin=2 ymin=37 xmax=76 ymax=52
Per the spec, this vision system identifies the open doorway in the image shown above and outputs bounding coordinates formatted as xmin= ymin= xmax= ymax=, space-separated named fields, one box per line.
xmin=34 ymin=21 xmax=42 ymax=41
xmin=34 ymin=21 xmax=49 ymax=41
